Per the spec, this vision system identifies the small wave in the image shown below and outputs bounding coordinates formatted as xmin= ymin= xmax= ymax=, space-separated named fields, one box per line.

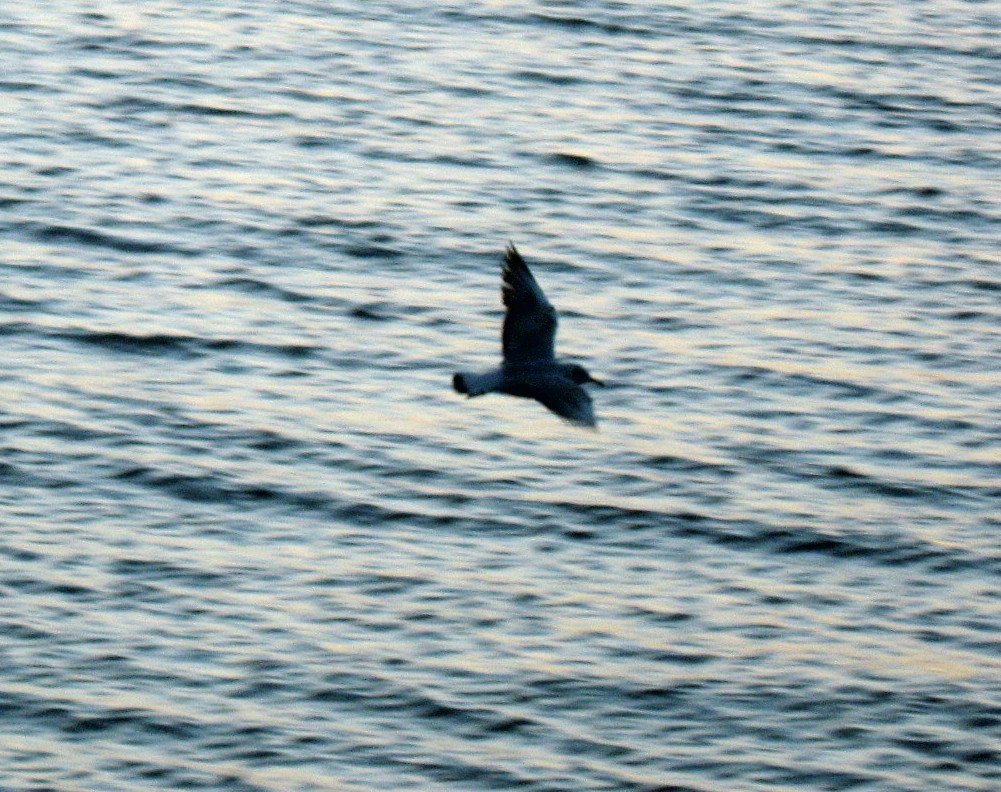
xmin=2 ymin=620 xmax=50 ymax=641
xmin=242 ymin=429 xmax=304 ymax=452
xmin=110 ymin=557 xmax=227 ymax=586
xmin=552 ymin=500 xmax=988 ymax=572
xmin=211 ymin=277 xmax=312 ymax=304
xmin=65 ymin=330 xmax=202 ymax=357
xmin=894 ymin=205 xmax=999 ymax=228
xmin=296 ymin=215 xmax=380 ymax=229
xmin=642 ymin=453 xmax=737 ymax=477
xmin=821 ymin=465 xmax=978 ymax=503
xmin=882 ymin=185 xmax=946 ymax=198
xmin=0 ymin=80 xmax=44 ymax=92
xmin=428 ymin=153 xmax=489 ymax=168
xmin=295 ymin=135 xmax=335 ymax=148
xmin=0 ymin=292 xmax=43 ymax=311
xmin=630 ymin=167 xmax=682 ymax=182
xmin=113 ymin=465 xmax=333 ymax=512
xmin=350 ymin=302 xmax=392 ymax=321
xmin=865 ymin=219 xmax=923 ymax=237
xmin=443 ymin=83 xmax=493 ymax=98
xmin=780 ymin=31 xmax=1000 ymax=63
xmin=512 ymin=69 xmax=584 ymax=86
xmin=96 ymin=95 xmax=291 ymax=121
xmin=29 ymin=222 xmax=192 ymax=256
xmin=342 ymin=243 xmax=402 ymax=260
xmin=32 ymin=418 xmax=116 ymax=442
xmin=176 ymin=101 xmax=288 ymax=119
xmin=55 ymin=329 xmax=319 ymax=360
xmin=69 ymin=67 xmax=121 ymax=81
xmin=723 ymin=365 xmax=880 ymax=400
xmin=547 ymin=152 xmax=598 ymax=169
xmin=528 ymin=13 xmax=650 ymax=36
xmin=0 ymin=461 xmax=27 ymax=483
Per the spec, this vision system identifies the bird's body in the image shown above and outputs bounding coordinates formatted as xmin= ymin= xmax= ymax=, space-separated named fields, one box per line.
xmin=453 ymin=244 xmax=603 ymax=427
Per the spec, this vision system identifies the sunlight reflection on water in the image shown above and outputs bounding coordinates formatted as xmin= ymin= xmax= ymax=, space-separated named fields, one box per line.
xmin=1 ymin=1 xmax=999 ymax=790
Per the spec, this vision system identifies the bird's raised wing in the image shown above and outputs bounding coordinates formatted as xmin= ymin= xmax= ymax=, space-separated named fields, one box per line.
xmin=536 ymin=380 xmax=596 ymax=428
xmin=501 ymin=244 xmax=558 ymax=363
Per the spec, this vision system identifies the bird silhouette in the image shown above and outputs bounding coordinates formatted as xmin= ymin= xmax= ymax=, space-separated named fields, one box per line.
xmin=453 ymin=244 xmax=604 ymax=427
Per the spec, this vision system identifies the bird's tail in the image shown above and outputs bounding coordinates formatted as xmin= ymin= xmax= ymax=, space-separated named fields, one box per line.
xmin=453 ymin=369 xmax=503 ymax=397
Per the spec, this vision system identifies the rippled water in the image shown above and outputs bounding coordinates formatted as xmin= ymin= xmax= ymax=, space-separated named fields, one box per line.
xmin=2 ymin=2 xmax=1000 ymax=790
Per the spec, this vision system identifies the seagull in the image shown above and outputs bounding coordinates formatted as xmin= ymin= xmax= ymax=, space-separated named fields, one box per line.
xmin=453 ymin=244 xmax=604 ymax=427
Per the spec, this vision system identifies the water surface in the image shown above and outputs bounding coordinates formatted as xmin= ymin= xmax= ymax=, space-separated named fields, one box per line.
xmin=2 ymin=2 xmax=1000 ymax=790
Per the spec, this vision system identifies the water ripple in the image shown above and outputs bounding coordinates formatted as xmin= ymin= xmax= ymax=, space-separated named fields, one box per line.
xmin=2 ymin=1 xmax=999 ymax=790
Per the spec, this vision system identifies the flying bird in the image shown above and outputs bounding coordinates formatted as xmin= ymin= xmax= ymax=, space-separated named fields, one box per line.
xmin=453 ymin=244 xmax=604 ymax=427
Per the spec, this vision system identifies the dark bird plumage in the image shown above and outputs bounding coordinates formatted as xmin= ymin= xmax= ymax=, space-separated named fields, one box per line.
xmin=453 ymin=244 xmax=604 ymax=427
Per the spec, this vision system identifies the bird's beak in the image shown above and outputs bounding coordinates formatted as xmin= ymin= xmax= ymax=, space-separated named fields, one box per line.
xmin=589 ymin=375 xmax=605 ymax=387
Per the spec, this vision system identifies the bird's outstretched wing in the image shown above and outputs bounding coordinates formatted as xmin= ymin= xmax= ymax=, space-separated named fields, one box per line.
xmin=536 ymin=380 xmax=596 ymax=427
xmin=501 ymin=244 xmax=558 ymax=363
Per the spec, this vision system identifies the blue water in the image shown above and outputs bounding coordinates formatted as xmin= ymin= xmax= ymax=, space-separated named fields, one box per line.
xmin=2 ymin=2 xmax=1000 ymax=790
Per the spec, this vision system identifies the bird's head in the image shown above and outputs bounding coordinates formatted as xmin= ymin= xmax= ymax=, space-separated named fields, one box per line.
xmin=566 ymin=363 xmax=604 ymax=387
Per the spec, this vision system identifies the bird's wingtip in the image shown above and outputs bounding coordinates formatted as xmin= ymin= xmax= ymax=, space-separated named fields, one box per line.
xmin=503 ymin=242 xmax=525 ymax=267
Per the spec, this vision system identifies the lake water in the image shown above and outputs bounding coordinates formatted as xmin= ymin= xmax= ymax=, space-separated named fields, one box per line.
xmin=2 ymin=2 xmax=999 ymax=790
